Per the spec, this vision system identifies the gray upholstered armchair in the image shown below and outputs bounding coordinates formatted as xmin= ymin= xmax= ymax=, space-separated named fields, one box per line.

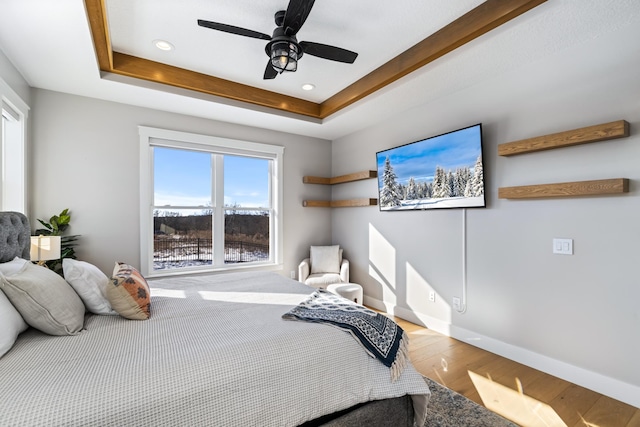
xmin=298 ymin=245 xmax=349 ymax=289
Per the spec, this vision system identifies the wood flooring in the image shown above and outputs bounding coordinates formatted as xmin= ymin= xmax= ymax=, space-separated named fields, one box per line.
xmin=392 ymin=317 xmax=640 ymax=427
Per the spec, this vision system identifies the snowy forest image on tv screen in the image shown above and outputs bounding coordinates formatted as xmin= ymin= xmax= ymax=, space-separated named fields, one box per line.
xmin=376 ymin=124 xmax=485 ymax=211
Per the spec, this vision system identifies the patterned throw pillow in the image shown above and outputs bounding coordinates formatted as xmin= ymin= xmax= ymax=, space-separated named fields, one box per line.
xmin=107 ymin=262 xmax=150 ymax=320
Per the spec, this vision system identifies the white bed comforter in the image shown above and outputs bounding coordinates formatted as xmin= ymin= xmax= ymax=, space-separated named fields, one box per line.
xmin=0 ymin=271 xmax=430 ymax=426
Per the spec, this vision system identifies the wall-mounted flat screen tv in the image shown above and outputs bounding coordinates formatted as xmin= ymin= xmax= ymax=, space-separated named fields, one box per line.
xmin=376 ymin=123 xmax=485 ymax=211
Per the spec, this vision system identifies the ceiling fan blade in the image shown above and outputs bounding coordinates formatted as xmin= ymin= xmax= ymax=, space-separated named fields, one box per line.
xmin=283 ymin=0 xmax=315 ymax=36
xmin=264 ymin=61 xmax=278 ymax=80
xmin=197 ymin=19 xmax=271 ymax=40
xmin=299 ymin=41 xmax=358 ymax=63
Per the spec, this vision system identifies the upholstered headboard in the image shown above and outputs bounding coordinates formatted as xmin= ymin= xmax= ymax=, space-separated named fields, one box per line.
xmin=0 ymin=211 xmax=30 ymax=262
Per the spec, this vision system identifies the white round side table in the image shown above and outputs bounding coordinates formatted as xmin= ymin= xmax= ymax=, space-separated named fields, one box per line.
xmin=326 ymin=283 xmax=364 ymax=304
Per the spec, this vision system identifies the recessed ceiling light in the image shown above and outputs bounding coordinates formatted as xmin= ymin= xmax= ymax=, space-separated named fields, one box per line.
xmin=153 ymin=40 xmax=174 ymax=51
xmin=301 ymin=84 xmax=315 ymax=91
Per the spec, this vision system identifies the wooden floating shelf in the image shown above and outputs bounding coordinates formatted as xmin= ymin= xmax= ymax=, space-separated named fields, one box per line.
xmin=303 ymin=198 xmax=378 ymax=208
xmin=498 ymin=178 xmax=629 ymax=199
xmin=303 ymin=170 xmax=378 ymax=208
xmin=303 ymin=170 xmax=377 ymax=185
xmin=498 ymin=120 xmax=630 ymax=156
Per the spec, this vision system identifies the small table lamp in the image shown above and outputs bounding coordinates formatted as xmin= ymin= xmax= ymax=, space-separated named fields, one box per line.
xmin=30 ymin=235 xmax=61 ymax=266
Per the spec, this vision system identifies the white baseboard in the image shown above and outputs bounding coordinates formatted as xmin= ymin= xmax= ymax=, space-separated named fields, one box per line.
xmin=364 ymin=296 xmax=640 ymax=409
xmin=364 ymin=296 xmax=453 ymax=336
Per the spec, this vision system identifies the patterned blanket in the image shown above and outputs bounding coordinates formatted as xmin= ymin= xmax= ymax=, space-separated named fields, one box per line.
xmin=283 ymin=289 xmax=409 ymax=382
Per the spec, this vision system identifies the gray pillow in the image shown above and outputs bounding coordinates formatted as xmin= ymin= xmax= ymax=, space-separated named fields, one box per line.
xmin=0 ymin=262 xmax=85 ymax=335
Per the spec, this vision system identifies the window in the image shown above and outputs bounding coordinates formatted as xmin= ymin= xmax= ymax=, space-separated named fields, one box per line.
xmin=139 ymin=127 xmax=284 ymax=277
xmin=1 ymin=77 xmax=28 ymax=213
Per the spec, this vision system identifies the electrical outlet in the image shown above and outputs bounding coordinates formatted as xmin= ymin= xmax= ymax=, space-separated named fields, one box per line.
xmin=453 ymin=297 xmax=461 ymax=311
xmin=429 ymin=291 xmax=436 ymax=302
xmin=290 ymin=270 xmax=296 ymax=279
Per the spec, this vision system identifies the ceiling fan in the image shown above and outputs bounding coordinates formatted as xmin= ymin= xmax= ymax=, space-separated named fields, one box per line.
xmin=197 ymin=0 xmax=358 ymax=80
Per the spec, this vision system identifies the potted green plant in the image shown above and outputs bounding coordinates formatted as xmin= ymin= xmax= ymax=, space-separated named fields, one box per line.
xmin=34 ymin=208 xmax=78 ymax=275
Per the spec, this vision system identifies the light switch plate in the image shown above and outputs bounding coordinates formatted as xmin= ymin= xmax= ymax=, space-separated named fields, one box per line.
xmin=553 ymin=238 xmax=573 ymax=255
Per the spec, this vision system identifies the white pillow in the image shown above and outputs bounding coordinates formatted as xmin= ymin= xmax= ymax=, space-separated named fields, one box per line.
xmin=0 ymin=257 xmax=28 ymax=277
xmin=63 ymin=259 xmax=117 ymax=315
xmin=310 ymin=245 xmax=341 ymax=274
xmin=0 ymin=290 xmax=28 ymax=358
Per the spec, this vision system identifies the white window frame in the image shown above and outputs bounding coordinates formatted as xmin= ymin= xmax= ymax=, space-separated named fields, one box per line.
xmin=139 ymin=126 xmax=284 ymax=277
xmin=0 ymin=76 xmax=29 ymax=214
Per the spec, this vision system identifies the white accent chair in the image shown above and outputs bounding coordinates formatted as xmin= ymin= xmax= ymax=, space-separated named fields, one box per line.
xmin=298 ymin=245 xmax=349 ymax=289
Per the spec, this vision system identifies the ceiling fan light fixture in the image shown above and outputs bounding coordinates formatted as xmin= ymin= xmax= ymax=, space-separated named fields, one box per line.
xmin=270 ymin=41 xmax=298 ymax=73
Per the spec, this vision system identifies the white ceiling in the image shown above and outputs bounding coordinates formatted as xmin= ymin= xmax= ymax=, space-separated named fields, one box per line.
xmin=0 ymin=0 xmax=638 ymax=140
xmin=107 ymin=0 xmax=485 ymax=103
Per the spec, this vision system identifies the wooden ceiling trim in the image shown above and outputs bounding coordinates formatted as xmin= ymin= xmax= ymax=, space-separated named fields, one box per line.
xmin=111 ymin=53 xmax=321 ymax=118
xmin=84 ymin=0 xmax=113 ymax=70
xmin=320 ymin=0 xmax=547 ymax=117
xmin=83 ymin=0 xmax=546 ymax=120
xmin=83 ymin=0 xmax=320 ymax=117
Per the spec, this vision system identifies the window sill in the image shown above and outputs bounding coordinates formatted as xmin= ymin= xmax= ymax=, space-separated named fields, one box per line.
xmin=145 ymin=262 xmax=283 ymax=280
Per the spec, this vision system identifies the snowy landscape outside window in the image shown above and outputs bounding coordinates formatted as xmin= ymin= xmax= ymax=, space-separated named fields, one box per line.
xmin=138 ymin=126 xmax=284 ymax=276
xmin=153 ymin=148 xmax=271 ymax=271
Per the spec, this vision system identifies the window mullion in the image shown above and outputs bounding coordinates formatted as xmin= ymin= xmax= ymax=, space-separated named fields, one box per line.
xmin=212 ymin=154 xmax=225 ymax=266
xmin=268 ymin=159 xmax=274 ymax=263
xmin=144 ymin=145 xmax=155 ymax=274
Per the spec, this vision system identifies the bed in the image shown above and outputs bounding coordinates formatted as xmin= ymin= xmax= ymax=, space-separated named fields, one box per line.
xmin=0 ymin=211 xmax=430 ymax=426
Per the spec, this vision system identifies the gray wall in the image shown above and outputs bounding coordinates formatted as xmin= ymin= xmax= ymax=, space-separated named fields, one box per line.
xmin=29 ymin=89 xmax=333 ymax=277
xmin=0 ymin=48 xmax=30 ymax=105
xmin=331 ymin=21 xmax=640 ymax=405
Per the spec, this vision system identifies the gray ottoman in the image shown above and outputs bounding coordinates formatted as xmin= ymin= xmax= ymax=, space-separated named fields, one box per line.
xmin=326 ymin=283 xmax=364 ymax=304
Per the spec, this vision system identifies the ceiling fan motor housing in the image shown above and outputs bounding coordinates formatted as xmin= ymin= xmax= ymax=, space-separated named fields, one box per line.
xmin=266 ymin=26 xmax=302 ymax=72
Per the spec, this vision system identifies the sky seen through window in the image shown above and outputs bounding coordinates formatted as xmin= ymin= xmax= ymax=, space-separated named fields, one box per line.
xmin=154 ymin=147 xmax=269 ymax=211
